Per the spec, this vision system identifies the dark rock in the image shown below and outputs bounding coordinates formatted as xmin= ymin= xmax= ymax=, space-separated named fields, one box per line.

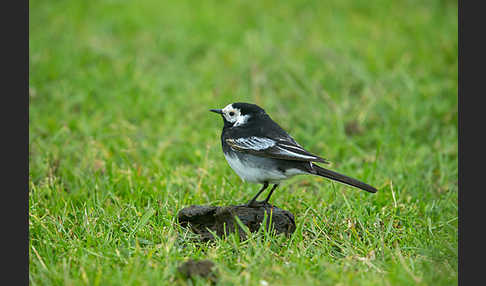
xmin=177 ymin=204 xmax=296 ymax=241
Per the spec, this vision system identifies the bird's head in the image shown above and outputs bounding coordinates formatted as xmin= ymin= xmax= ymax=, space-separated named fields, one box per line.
xmin=210 ymin=102 xmax=266 ymax=128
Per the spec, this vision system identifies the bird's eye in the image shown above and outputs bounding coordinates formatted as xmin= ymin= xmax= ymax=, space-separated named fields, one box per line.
xmin=229 ymin=112 xmax=235 ymax=116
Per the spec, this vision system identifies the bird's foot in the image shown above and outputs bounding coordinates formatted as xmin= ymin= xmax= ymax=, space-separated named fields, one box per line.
xmin=245 ymin=200 xmax=272 ymax=208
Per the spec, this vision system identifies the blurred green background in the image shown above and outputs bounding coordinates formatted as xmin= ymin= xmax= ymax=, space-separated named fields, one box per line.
xmin=29 ymin=0 xmax=457 ymax=285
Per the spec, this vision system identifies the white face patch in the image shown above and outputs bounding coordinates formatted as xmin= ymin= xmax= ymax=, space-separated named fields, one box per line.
xmin=221 ymin=104 xmax=250 ymax=127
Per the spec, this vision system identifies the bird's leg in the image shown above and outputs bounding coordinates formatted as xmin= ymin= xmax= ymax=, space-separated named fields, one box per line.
xmin=263 ymin=184 xmax=279 ymax=205
xmin=246 ymin=182 xmax=269 ymax=207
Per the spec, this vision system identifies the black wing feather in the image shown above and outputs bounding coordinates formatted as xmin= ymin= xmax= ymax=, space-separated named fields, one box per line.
xmin=226 ymin=137 xmax=329 ymax=163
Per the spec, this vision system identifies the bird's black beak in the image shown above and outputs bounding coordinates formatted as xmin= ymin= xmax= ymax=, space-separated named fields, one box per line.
xmin=209 ymin=109 xmax=223 ymax=114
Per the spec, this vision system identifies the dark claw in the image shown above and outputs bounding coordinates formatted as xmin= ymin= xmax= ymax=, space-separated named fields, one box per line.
xmin=245 ymin=200 xmax=272 ymax=208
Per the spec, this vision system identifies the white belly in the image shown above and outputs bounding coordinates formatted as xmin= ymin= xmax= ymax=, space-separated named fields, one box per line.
xmin=224 ymin=152 xmax=305 ymax=184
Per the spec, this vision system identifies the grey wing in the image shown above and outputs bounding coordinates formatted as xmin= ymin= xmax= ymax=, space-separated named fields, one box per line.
xmin=225 ymin=136 xmax=329 ymax=163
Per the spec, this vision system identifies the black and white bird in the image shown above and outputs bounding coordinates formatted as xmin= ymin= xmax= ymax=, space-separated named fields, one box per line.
xmin=210 ymin=102 xmax=377 ymax=207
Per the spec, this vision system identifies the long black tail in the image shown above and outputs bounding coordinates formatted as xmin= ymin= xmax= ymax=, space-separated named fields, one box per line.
xmin=312 ymin=164 xmax=377 ymax=193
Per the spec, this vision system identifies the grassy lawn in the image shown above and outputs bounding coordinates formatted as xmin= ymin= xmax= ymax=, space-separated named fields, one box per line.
xmin=29 ymin=0 xmax=458 ymax=285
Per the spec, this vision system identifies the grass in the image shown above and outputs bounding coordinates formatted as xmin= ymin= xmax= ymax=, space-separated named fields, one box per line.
xmin=29 ymin=0 xmax=458 ymax=285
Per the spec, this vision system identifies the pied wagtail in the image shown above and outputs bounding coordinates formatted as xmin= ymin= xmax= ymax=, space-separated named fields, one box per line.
xmin=210 ymin=102 xmax=377 ymax=207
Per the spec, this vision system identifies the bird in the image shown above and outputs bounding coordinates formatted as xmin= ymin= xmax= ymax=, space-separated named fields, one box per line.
xmin=210 ymin=102 xmax=377 ymax=207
